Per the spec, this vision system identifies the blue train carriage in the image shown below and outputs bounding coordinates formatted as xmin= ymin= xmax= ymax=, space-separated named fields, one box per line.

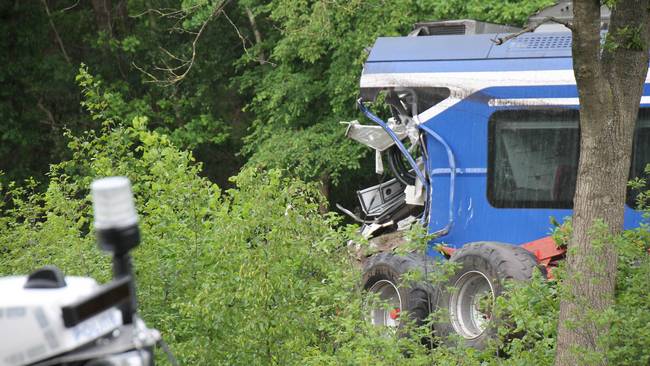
xmin=348 ymin=17 xmax=650 ymax=348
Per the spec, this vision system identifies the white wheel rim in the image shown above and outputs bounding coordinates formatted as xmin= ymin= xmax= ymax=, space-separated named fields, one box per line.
xmin=367 ymin=280 xmax=402 ymax=327
xmin=449 ymin=270 xmax=494 ymax=339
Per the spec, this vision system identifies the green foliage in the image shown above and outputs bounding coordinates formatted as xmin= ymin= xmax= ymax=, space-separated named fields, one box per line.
xmin=544 ymin=217 xmax=650 ymax=365
xmin=423 ymin=227 xmax=650 ymax=366
xmin=245 ymin=122 xmax=365 ymax=186
xmin=0 ymin=71 xmax=432 ymax=364
xmin=551 ymin=217 xmax=572 ymax=248
xmin=601 ymin=217 xmax=650 ymax=365
xmin=432 ymin=0 xmax=556 ymax=26
xmin=0 ymin=94 xmax=350 ymax=364
xmin=76 ymin=64 xmax=229 ymax=148
xmin=604 ymin=25 xmax=646 ymax=53
xmin=493 ymin=271 xmax=559 ymax=365
xmin=628 ymin=164 xmax=650 ymax=210
xmin=0 ymin=1 xmax=244 ymax=187
xmin=0 ymin=1 xmax=89 ymax=184
xmin=602 ymin=0 xmax=619 ymax=10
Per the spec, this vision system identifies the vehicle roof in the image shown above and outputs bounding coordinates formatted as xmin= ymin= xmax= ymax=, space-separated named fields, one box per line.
xmin=360 ymin=31 xmax=577 ymax=94
xmin=366 ymin=31 xmax=573 ymax=64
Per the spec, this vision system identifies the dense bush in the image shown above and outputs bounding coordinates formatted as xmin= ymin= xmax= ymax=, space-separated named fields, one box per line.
xmin=0 ymin=74 xmax=434 ymax=364
xmin=0 ymin=116 xmax=355 ymax=364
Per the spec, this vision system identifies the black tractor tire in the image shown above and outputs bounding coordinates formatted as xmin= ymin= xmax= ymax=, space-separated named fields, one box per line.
xmin=362 ymin=252 xmax=436 ymax=338
xmin=434 ymin=242 xmax=545 ymax=350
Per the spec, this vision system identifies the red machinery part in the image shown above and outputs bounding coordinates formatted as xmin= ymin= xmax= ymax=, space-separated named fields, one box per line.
xmin=522 ymin=236 xmax=566 ymax=278
xmin=440 ymin=237 xmax=565 ymax=276
xmin=521 ymin=236 xmax=566 ymax=266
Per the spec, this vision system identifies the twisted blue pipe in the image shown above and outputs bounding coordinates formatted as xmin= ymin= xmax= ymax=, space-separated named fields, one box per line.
xmin=418 ymin=124 xmax=456 ymax=237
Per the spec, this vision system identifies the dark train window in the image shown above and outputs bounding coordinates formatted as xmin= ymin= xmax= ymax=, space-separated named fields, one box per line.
xmin=628 ymin=113 xmax=650 ymax=208
xmin=488 ymin=108 xmax=650 ymax=209
xmin=488 ymin=109 xmax=579 ymax=208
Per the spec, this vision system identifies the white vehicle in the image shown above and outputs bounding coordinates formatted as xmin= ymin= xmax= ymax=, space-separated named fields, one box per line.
xmin=0 ymin=177 xmax=172 ymax=366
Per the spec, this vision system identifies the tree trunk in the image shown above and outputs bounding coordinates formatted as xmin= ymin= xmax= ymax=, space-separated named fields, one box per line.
xmin=91 ymin=0 xmax=112 ymax=36
xmin=41 ymin=0 xmax=72 ymax=65
xmin=244 ymin=7 xmax=266 ymax=63
xmin=318 ymin=172 xmax=330 ymax=214
xmin=554 ymin=1 xmax=649 ymax=365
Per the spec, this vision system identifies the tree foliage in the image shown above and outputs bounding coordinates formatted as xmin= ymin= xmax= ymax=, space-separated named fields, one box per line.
xmin=0 ymin=0 xmax=245 ymax=187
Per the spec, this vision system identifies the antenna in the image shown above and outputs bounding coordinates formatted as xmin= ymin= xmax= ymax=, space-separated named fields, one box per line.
xmin=91 ymin=176 xmax=140 ymax=324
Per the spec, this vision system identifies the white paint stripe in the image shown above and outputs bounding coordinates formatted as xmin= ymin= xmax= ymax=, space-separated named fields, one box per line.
xmin=489 ymin=97 xmax=579 ymax=107
xmin=430 ymin=168 xmax=487 ymax=175
xmin=375 ymin=71 xmax=650 ymax=123
xmin=360 ymin=70 xmax=580 ymax=90
xmin=417 ymin=95 xmax=462 ymax=124
xmin=489 ymin=96 xmax=650 ymax=107
xmin=361 ymin=70 xmax=650 ymax=90
xmin=367 ymin=70 xmax=578 ymax=123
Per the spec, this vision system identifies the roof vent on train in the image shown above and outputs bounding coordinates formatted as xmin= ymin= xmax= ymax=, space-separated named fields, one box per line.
xmin=409 ymin=19 xmax=521 ymax=37
xmin=488 ymin=32 xmax=574 ymax=58
xmin=508 ymin=34 xmax=572 ymax=50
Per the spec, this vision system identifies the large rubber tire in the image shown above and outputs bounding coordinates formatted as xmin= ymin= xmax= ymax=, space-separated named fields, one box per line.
xmin=362 ymin=252 xmax=436 ymax=336
xmin=434 ymin=242 xmax=545 ymax=349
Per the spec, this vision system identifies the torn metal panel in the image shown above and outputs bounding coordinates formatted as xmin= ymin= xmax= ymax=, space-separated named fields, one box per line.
xmin=396 ymin=215 xmax=418 ymax=231
xmin=361 ymin=220 xmax=394 ymax=239
xmin=357 ymin=178 xmax=405 ymax=218
xmin=359 ymin=70 xmax=578 ymax=94
xmin=343 ymin=119 xmax=407 ymax=151
xmin=404 ymin=177 xmax=425 ymax=206
xmin=375 ymin=150 xmax=384 ymax=175
xmin=409 ymin=20 xmax=521 ymax=37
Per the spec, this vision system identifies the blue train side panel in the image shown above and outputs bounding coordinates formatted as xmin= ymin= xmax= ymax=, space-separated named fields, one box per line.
xmin=422 ymin=85 xmax=648 ymax=249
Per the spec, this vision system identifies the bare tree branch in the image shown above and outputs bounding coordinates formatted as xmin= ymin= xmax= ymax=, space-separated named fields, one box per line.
xmin=223 ymin=8 xmax=276 ymax=66
xmin=165 ymin=5 xmax=218 ymax=82
xmin=159 ymin=47 xmax=189 ymax=63
xmin=129 ymin=5 xmax=201 ymax=20
xmin=245 ymin=7 xmax=266 ymax=63
xmin=41 ymin=0 xmax=72 ymax=65
xmin=60 ymin=0 xmax=80 ymax=12
xmin=134 ymin=0 xmax=231 ymax=85
xmin=36 ymin=98 xmax=56 ymax=127
xmin=492 ymin=16 xmax=574 ymax=45
xmin=91 ymin=0 xmax=113 ymax=37
xmin=132 ymin=62 xmax=160 ymax=82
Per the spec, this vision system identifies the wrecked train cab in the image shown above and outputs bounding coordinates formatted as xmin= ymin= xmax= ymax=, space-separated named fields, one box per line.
xmin=353 ymin=13 xmax=650 ymax=347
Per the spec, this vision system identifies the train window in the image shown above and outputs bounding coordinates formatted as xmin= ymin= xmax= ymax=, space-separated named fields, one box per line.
xmin=488 ymin=109 xmax=579 ymax=208
xmin=628 ymin=112 xmax=650 ymax=208
xmin=489 ymin=108 xmax=650 ymax=209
